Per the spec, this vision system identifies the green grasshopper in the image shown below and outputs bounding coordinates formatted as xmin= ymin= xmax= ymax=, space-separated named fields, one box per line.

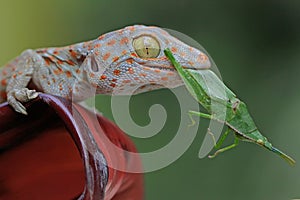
xmin=164 ymin=48 xmax=295 ymax=166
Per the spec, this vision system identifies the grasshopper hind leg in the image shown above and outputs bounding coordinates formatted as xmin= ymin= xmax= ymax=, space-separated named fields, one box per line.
xmin=208 ymin=128 xmax=239 ymax=158
xmin=209 ymin=137 xmax=239 ymax=158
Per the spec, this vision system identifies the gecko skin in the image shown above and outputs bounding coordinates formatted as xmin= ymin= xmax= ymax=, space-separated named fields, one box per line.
xmin=0 ymin=25 xmax=210 ymax=115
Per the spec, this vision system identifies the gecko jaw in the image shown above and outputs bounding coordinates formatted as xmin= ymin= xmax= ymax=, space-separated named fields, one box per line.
xmin=142 ymin=63 xmax=201 ymax=72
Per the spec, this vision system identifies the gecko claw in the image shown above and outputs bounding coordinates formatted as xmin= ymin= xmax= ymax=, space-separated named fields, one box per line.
xmin=13 ymin=101 xmax=28 ymax=115
xmin=7 ymin=88 xmax=39 ymax=115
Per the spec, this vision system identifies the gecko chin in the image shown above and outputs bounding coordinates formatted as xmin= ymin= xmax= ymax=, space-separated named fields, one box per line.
xmin=105 ymin=78 xmax=184 ymax=96
xmin=132 ymin=81 xmax=184 ymax=94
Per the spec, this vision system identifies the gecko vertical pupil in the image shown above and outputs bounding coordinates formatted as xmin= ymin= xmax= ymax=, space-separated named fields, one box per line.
xmin=133 ymin=35 xmax=160 ymax=58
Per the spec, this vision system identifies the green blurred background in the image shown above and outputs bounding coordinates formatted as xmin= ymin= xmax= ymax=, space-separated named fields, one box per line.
xmin=1 ymin=1 xmax=300 ymax=199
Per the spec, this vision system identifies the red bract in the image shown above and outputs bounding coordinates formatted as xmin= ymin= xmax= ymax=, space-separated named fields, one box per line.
xmin=0 ymin=94 xmax=144 ymax=200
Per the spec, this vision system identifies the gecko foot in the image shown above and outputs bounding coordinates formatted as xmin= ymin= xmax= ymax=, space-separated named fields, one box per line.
xmin=7 ymin=88 xmax=39 ymax=115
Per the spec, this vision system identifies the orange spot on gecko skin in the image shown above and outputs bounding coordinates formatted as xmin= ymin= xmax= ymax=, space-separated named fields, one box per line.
xmin=66 ymin=59 xmax=75 ymax=66
xmin=103 ymin=52 xmax=111 ymax=61
xmin=69 ymin=49 xmax=77 ymax=58
xmin=161 ymin=77 xmax=168 ymax=81
xmin=126 ymin=59 xmax=134 ymax=64
xmin=89 ymin=73 xmax=95 ymax=78
xmin=12 ymin=74 xmax=17 ymax=79
xmin=18 ymin=71 xmax=23 ymax=75
xmin=130 ymin=52 xmax=138 ymax=57
xmin=44 ymin=58 xmax=51 ymax=66
xmin=180 ymin=52 xmax=186 ymax=57
xmin=122 ymin=50 xmax=128 ymax=55
xmin=120 ymin=37 xmax=129 ymax=45
xmin=59 ymin=84 xmax=63 ymax=91
xmin=110 ymin=83 xmax=116 ymax=88
xmin=98 ymin=35 xmax=105 ymax=40
xmin=57 ymin=60 xmax=63 ymax=65
xmin=128 ymin=68 xmax=134 ymax=74
xmin=188 ymin=61 xmax=194 ymax=66
xmin=52 ymin=78 xmax=56 ymax=83
xmin=76 ymin=69 xmax=81 ymax=74
xmin=112 ymin=78 xmax=117 ymax=82
xmin=87 ymin=44 xmax=93 ymax=51
xmin=134 ymin=77 xmax=139 ymax=81
xmin=167 ymin=72 xmax=175 ymax=76
xmin=113 ymin=56 xmax=119 ymax=62
xmin=139 ymin=73 xmax=147 ymax=77
xmin=94 ymin=51 xmax=100 ymax=56
xmin=197 ymin=53 xmax=208 ymax=63
xmin=154 ymin=69 xmax=161 ymax=73
xmin=53 ymin=51 xmax=59 ymax=55
xmin=69 ymin=49 xmax=77 ymax=57
xmin=94 ymin=43 xmax=101 ymax=48
xmin=107 ymin=40 xmax=116 ymax=46
xmin=54 ymin=69 xmax=63 ymax=75
xmin=1 ymin=79 xmax=7 ymax=86
xmin=143 ymin=67 xmax=151 ymax=71
xmin=100 ymin=75 xmax=107 ymax=80
xmin=122 ymin=80 xmax=131 ymax=84
xmin=128 ymin=26 xmax=135 ymax=31
xmin=171 ymin=47 xmax=178 ymax=53
xmin=118 ymin=29 xmax=124 ymax=35
xmin=65 ymin=71 xmax=72 ymax=78
xmin=113 ymin=69 xmax=120 ymax=76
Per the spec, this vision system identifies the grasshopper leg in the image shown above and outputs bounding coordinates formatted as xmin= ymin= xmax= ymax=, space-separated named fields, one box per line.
xmin=188 ymin=112 xmax=197 ymax=127
xmin=209 ymin=137 xmax=239 ymax=158
xmin=207 ymin=127 xmax=231 ymax=150
xmin=188 ymin=110 xmax=212 ymax=120
xmin=214 ymin=128 xmax=231 ymax=149
xmin=188 ymin=110 xmax=212 ymax=127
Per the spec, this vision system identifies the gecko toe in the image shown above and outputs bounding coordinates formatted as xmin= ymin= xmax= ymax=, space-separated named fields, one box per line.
xmin=26 ymin=89 xmax=39 ymax=100
xmin=14 ymin=88 xmax=39 ymax=102
xmin=14 ymin=102 xmax=28 ymax=115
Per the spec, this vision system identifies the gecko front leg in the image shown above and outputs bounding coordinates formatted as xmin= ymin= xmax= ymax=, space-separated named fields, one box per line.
xmin=6 ymin=50 xmax=40 ymax=115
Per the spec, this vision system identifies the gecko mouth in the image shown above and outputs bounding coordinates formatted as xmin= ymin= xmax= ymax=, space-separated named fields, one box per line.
xmin=144 ymin=64 xmax=199 ymax=71
xmin=146 ymin=65 xmax=175 ymax=71
xmin=114 ymin=57 xmax=201 ymax=72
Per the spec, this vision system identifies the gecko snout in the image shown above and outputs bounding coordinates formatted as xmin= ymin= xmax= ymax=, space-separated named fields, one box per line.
xmin=169 ymin=47 xmax=211 ymax=71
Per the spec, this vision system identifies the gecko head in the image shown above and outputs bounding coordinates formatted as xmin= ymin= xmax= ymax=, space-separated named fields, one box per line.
xmin=83 ymin=25 xmax=211 ymax=95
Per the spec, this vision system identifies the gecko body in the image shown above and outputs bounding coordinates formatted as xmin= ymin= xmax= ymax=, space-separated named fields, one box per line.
xmin=0 ymin=25 xmax=210 ymax=114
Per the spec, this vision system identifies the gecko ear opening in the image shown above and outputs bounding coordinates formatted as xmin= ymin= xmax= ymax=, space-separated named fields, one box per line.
xmin=81 ymin=54 xmax=106 ymax=86
xmin=81 ymin=53 xmax=101 ymax=73
xmin=90 ymin=54 xmax=99 ymax=72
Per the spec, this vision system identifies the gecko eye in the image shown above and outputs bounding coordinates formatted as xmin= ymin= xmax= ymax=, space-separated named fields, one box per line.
xmin=133 ymin=35 xmax=160 ymax=58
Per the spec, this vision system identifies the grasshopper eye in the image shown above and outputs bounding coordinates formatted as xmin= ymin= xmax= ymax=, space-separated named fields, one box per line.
xmin=133 ymin=35 xmax=160 ymax=58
